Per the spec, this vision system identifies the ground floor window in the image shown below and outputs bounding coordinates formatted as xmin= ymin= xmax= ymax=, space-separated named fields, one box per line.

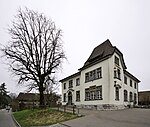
xmin=85 ymin=85 xmax=102 ymax=101
xmin=134 ymin=93 xmax=137 ymax=104
xmin=63 ymin=93 xmax=66 ymax=102
xmin=129 ymin=92 xmax=133 ymax=102
xmin=115 ymin=87 xmax=119 ymax=101
xmin=124 ymin=90 xmax=128 ymax=102
xmin=76 ymin=91 xmax=80 ymax=101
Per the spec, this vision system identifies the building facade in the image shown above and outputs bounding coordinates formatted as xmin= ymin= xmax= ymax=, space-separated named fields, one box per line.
xmin=138 ymin=91 xmax=150 ymax=106
xmin=60 ymin=40 xmax=140 ymax=110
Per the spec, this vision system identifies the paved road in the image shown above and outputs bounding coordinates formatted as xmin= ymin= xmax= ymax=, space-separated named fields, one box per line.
xmin=62 ymin=108 xmax=150 ymax=127
xmin=0 ymin=109 xmax=17 ymax=127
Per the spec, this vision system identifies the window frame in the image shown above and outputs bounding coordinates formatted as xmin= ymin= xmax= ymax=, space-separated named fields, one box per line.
xmin=63 ymin=93 xmax=66 ymax=102
xmin=63 ymin=83 xmax=66 ymax=89
xmin=124 ymin=76 xmax=127 ymax=84
xmin=76 ymin=78 xmax=80 ymax=86
xmin=85 ymin=85 xmax=102 ymax=101
xmin=124 ymin=90 xmax=128 ymax=102
xmin=129 ymin=92 xmax=133 ymax=102
xmin=115 ymin=56 xmax=119 ymax=66
xmin=130 ymin=80 xmax=132 ymax=87
xmin=76 ymin=91 xmax=80 ymax=102
xmin=115 ymin=87 xmax=119 ymax=101
xmin=69 ymin=80 xmax=73 ymax=88
xmin=85 ymin=67 xmax=102 ymax=83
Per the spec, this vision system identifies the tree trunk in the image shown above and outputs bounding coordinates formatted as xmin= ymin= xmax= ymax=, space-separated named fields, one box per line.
xmin=39 ymin=80 xmax=45 ymax=108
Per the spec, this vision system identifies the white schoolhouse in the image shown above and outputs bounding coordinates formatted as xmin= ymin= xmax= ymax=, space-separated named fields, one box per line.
xmin=60 ymin=40 xmax=140 ymax=110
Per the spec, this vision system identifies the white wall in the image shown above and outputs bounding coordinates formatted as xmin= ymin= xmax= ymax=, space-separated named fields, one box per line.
xmin=61 ymin=52 xmax=139 ymax=107
xmin=80 ymin=58 xmax=110 ymax=105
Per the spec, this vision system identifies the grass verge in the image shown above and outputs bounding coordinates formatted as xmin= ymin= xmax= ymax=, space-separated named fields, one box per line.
xmin=13 ymin=108 xmax=78 ymax=127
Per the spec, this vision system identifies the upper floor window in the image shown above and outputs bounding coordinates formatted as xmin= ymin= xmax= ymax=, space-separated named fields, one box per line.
xmin=124 ymin=76 xmax=127 ymax=84
xmin=85 ymin=67 xmax=102 ymax=83
xmin=97 ymin=67 xmax=102 ymax=79
xmin=76 ymin=78 xmax=80 ymax=86
xmin=114 ymin=68 xmax=121 ymax=80
xmin=134 ymin=82 xmax=137 ymax=89
xmin=130 ymin=80 xmax=132 ymax=87
xmin=63 ymin=83 xmax=66 ymax=89
xmin=69 ymin=80 xmax=73 ymax=88
xmin=115 ymin=56 xmax=119 ymax=66
xmin=85 ymin=73 xmax=89 ymax=82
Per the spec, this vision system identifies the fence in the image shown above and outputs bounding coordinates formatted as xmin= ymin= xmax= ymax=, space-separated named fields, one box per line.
xmin=57 ymin=105 xmax=80 ymax=115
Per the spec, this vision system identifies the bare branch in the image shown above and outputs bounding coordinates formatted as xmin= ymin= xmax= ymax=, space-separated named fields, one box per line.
xmin=1 ymin=8 xmax=66 ymax=106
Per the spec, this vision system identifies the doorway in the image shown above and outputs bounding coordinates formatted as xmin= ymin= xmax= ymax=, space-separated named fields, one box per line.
xmin=68 ymin=91 xmax=72 ymax=105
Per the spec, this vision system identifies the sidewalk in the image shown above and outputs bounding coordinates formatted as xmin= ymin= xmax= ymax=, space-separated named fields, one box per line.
xmin=32 ymin=123 xmax=69 ymax=127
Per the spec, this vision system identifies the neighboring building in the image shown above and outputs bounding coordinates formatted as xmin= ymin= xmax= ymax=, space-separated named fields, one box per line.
xmin=138 ymin=91 xmax=150 ymax=105
xmin=60 ymin=39 xmax=140 ymax=110
xmin=17 ymin=92 xmax=60 ymax=109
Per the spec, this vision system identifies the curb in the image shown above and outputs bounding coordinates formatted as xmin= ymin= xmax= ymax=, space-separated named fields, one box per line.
xmin=59 ymin=123 xmax=71 ymax=127
xmin=11 ymin=113 xmax=21 ymax=127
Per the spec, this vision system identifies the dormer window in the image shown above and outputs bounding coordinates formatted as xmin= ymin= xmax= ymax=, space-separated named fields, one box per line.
xmin=115 ymin=56 xmax=119 ymax=66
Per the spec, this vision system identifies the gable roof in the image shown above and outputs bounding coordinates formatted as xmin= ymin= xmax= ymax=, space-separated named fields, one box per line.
xmin=124 ymin=70 xmax=140 ymax=83
xmin=17 ymin=92 xmax=39 ymax=101
xmin=59 ymin=72 xmax=80 ymax=82
xmin=17 ymin=92 xmax=60 ymax=102
xmin=79 ymin=39 xmax=127 ymax=70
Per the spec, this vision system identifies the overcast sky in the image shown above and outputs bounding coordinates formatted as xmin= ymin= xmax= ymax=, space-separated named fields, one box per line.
xmin=0 ymin=0 xmax=150 ymax=94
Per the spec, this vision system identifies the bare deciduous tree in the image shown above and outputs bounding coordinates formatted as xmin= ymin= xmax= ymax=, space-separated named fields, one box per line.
xmin=1 ymin=8 xmax=65 ymax=106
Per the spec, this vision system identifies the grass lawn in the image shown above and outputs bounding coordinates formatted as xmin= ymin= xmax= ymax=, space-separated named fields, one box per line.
xmin=13 ymin=108 xmax=78 ymax=127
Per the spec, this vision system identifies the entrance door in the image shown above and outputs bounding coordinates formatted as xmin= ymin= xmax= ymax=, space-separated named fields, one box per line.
xmin=68 ymin=92 xmax=72 ymax=105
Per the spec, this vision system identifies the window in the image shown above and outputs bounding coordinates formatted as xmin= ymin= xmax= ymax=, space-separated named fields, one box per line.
xmin=85 ymin=73 xmax=89 ymax=82
xmin=85 ymin=67 xmax=102 ymax=83
xmin=76 ymin=91 xmax=80 ymax=101
xmin=115 ymin=56 xmax=119 ymax=66
xmin=134 ymin=82 xmax=137 ymax=89
xmin=97 ymin=67 xmax=102 ymax=79
xmin=114 ymin=70 xmax=117 ymax=78
xmin=69 ymin=80 xmax=73 ymax=88
xmin=85 ymin=86 xmax=102 ymax=101
xmin=117 ymin=69 xmax=121 ymax=79
xmin=129 ymin=92 xmax=133 ymax=102
xmin=115 ymin=87 xmax=119 ymax=101
xmin=134 ymin=93 xmax=137 ymax=104
xmin=114 ymin=69 xmax=121 ymax=80
xmin=93 ymin=70 xmax=96 ymax=80
xmin=130 ymin=80 xmax=132 ymax=87
xmin=124 ymin=76 xmax=127 ymax=84
xmin=124 ymin=90 xmax=128 ymax=102
xmin=90 ymin=91 xmax=95 ymax=100
xmin=89 ymin=71 xmax=93 ymax=81
xmin=96 ymin=86 xmax=102 ymax=99
xmin=63 ymin=83 xmax=66 ymax=89
xmin=85 ymin=88 xmax=90 ymax=101
xmin=76 ymin=78 xmax=80 ymax=86
xmin=63 ymin=93 xmax=66 ymax=102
